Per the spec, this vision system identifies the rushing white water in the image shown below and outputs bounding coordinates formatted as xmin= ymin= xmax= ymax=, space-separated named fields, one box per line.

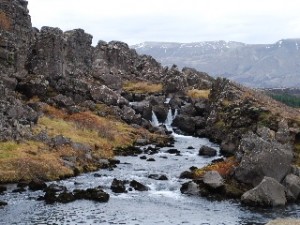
xmin=165 ymin=109 xmax=178 ymax=132
xmin=150 ymin=111 xmax=161 ymax=127
xmin=0 ymin=108 xmax=299 ymax=224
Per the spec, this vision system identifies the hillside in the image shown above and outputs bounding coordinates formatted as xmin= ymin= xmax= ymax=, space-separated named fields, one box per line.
xmin=1 ymin=0 xmax=300 ymax=209
xmin=132 ymin=40 xmax=300 ymax=88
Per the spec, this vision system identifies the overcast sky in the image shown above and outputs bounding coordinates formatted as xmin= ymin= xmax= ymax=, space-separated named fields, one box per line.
xmin=28 ymin=0 xmax=300 ymax=46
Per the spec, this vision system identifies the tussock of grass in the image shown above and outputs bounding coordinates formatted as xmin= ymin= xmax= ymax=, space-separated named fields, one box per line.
xmin=187 ymin=89 xmax=210 ymax=99
xmin=194 ymin=157 xmax=238 ymax=178
xmin=123 ymin=81 xmax=163 ymax=94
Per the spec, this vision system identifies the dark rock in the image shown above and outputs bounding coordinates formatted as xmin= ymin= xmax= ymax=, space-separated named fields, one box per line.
xmin=17 ymin=181 xmax=29 ymax=188
xmin=108 ymin=159 xmax=120 ymax=165
xmin=28 ymin=180 xmax=47 ymax=191
xmin=180 ymin=181 xmax=199 ymax=195
xmin=111 ymin=179 xmax=126 ymax=193
xmin=12 ymin=187 xmax=26 ymax=193
xmin=114 ymin=146 xmax=142 ymax=156
xmin=148 ymin=174 xmax=168 ymax=180
xmin=44 ymin=184 xmax=67 ymax=193
xmin=130 ymin=180 xmax=149 ymax=191
xmin=199 ymin=146 xmax=217 ymax=157
xmin=57 ymin=192 xmax=75 ymax=203
xmin=172 ymin=115 xmax=196 ymax=134
xmin=0 ymin=201 xmax=8 ymax=206
xmin=241 ymin=177 xmax=286 ymax=207
xmin=179 ymin=171 xmax=194 ymax=179
xmin=235 ymin=130 xmax=293 ymax=186
xmin=220 ymin=135 xmax=238 ymax=156
xmin=146 ymin=158 xmax=155 ymax=162
xmin=166 ymin=149 xmax=180 ymax=154
xmin=187 ymin=146 xmax=195 ymax=149
xmin=189 ymin=166 xmax=198 ymax=171
xmin=73 ymin=188 xmax=109 ymax=202
xmin=140 ymin=155 xmax=147 ymax=160
xmin=94 ymin=173 xmax=102 ymax=178
xmin=283 ymin=174 xmax=300 ymax=202
xmin=121 ymin=106 xmax=136 ymax=123
xmin=49 ymin=135 xmax=71 ymax=148
xmin=0 ymin=186 xmax=7 ymax=194
xmin=203 ymin=171 xmax=224 ymax=189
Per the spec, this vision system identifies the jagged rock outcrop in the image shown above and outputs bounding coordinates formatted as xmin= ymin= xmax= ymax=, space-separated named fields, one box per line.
xmin=0 ymin=0 xmax=32 ymax=78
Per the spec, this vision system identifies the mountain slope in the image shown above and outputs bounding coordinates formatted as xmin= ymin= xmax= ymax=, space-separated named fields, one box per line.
xmin=132 ymin=40 xmax=300 ymax=88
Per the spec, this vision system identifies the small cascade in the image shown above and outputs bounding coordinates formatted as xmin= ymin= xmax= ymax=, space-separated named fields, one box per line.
xmin=164 ymin=109 xmax=178 ymax=132
xmin=150 ymin=111 xmax=160 ymax=127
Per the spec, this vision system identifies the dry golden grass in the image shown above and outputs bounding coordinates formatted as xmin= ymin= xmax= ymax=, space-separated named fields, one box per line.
xmin=0 ymin=11 xmax=12 ymax=31
xmin=0 ymin=104 xmax=167 ymax=182
xmin=194 ymin=157 xmax=238 ymax=178
xmin=187 ymin=89 xmax=210 ymax=99
xmin=123 ymin=81 xmax=163 ymax=94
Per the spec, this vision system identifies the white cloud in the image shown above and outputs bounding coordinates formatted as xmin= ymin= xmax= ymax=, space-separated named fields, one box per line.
xmin=27 ymin=0 xmax=300 ymax=45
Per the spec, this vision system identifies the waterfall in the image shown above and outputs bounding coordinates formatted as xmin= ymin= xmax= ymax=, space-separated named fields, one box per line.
xmin=164 ymin=109 xmax=178 ymax=132
xmin=150 ymin=111 xmax=160 ymax=127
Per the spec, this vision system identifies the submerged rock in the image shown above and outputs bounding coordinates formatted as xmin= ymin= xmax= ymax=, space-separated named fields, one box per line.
xmin=0 ymin=201 xmax=8 ymax=206
xmin=241 ymin=177 xmax=286 ymax=207
xmin=148 ymin=174 xmax=168 ymax=180
xmin=28 ymin=180 xmax=47 ymax=191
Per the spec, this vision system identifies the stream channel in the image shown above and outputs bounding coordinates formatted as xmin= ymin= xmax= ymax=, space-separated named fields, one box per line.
xmin=0 ymin=110 xmax=299 ymax=225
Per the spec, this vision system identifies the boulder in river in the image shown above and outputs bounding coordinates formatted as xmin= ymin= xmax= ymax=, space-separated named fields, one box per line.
xmin=73 ymin=188 xmax=110 ymax=202
xmin=0 ymin=201 xmax=7 ymax=206
xmin=0 ymin=186 xmax=7 ymax=194
xmin=148 ymin=174 xmax=168 ymax=180
xmin=241 ymin=176 xmax=286 ymax=207
xmin=179 ymin=171 xmax=194 ymax=179
xmin=28 ymin=180 xmax=47 ymax=191
xmin=180 ymin=181 xmax=199 ymax=195
xmin=130 ymin=180 xmax=149 ymax=191
xmin=199 ymin=146 xmax=217 ymax=157
xmin=283 ymin=174 xmax=300 ymax=202
xmin=111 ymin=178 xmax=127 ymax=193
xmin=203 ymin=171 xmax=224 ymax=189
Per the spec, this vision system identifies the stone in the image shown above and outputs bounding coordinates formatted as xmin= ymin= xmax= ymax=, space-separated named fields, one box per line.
xmin=44 ymin=184 xmax=67 ymax=193
xmin=111 ymin=178 xmax=126 ymax=193
xmin=241 ymin=177 xmax=286 ymax=207
xmin=203 ymin=171 xmax=224 ymax=189
xmin=283 ymin=174 xmax=300 ymax=201
xmin=0 ymin=201 xmax=8 ymax=206
xmin=73 ymin=188 xmax=110 ymax=202
xmin=0 ymin=186 xmax=7 ymax=194
xmin=148 ymin=174 xmax=168 ymax=180
xmin=179 ymin=171 xmax=194 ymax=179
xmin=199 ymin=146 xmax=217 ymax=157
xmin=90 ymin=85 xmax=128 ymax=106
xmin=130 ymin=180 xmax=149 ymax=191
xmin=180 ymin=181 xmax=199 ymax=195
xmin=166 ymin=149 xmax=180 ymax=154
xmin=28 ymin=180 xmax=47 ymax=191
xmin=57 ymin=192 xmax=75 ymax=203
xmin=235 ymin=131 xmax=293 ymax=186
xmin=146 ymin=158 xmax=155 ymax=162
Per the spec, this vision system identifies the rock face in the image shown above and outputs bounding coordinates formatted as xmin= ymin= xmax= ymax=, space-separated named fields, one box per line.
xmin=234 ymin=129 xmax=293 ymax=186
xmin=0 ymin=0 xmax=32 ymax=78
xmin=241 ymin=177 xmax=286 ymax=207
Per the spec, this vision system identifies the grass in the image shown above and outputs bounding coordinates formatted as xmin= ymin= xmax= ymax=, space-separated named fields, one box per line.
xmin=193 ymin=157 xmax=238 ymax=178
xmin=187 ymin=89 xmax=210 ymax=99
xmin=0 ymin=105 xmax=167 ymax=183
xmin=123 ymin=81 xmax=163 ymax=94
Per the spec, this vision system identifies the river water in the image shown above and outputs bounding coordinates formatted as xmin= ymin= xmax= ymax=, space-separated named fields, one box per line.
xmin=0 ymin=112 xmax=299 ymax=225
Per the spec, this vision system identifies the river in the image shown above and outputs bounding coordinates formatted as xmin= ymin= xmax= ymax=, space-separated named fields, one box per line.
xmin=0 ymin=111 xmax=299 ymax=225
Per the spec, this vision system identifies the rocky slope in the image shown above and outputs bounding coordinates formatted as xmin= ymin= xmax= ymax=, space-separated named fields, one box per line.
xmin=132 ymin=40 xmax=300 ymax=88
xmin=1 ymin=0 xmax=300 ymax=208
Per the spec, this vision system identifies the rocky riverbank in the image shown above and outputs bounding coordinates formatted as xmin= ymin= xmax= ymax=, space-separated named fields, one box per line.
xmin=1 ymin=0 xmax=300 ymax=210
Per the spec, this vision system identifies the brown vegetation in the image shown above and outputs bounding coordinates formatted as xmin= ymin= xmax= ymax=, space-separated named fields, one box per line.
xmin=0 ymin=11 xmax=12 ymax=31
xmin=187 ymin=89 xmax=210 ymax=99
xmin=123 ymin=81 xmax=163 ymax=94
xmin=193 ymin=157 xmax=238 ymax=178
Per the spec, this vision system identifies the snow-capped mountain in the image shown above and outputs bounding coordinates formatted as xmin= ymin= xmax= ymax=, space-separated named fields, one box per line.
xmin=132 ymin=39 xmax=300 ymax=88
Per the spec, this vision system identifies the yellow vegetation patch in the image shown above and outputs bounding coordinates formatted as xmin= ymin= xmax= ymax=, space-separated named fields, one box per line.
xmin=187 ymin=89 xmax=210 ymax=99
xmin=0 ymin=11 xmax=12 ymax=31
xmin=123 ymin=81 xmax=163 ymax=94
xmin=194 ymin=157 xmax=238 ymax=178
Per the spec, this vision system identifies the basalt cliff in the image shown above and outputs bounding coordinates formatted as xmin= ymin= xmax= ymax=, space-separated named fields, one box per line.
xmin=1 ymin=0 xmax=300 ymax=208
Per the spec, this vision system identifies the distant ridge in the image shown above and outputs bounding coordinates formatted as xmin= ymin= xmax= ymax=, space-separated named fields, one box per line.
xmin=132 ymin=39 xmax=300 ymax=88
